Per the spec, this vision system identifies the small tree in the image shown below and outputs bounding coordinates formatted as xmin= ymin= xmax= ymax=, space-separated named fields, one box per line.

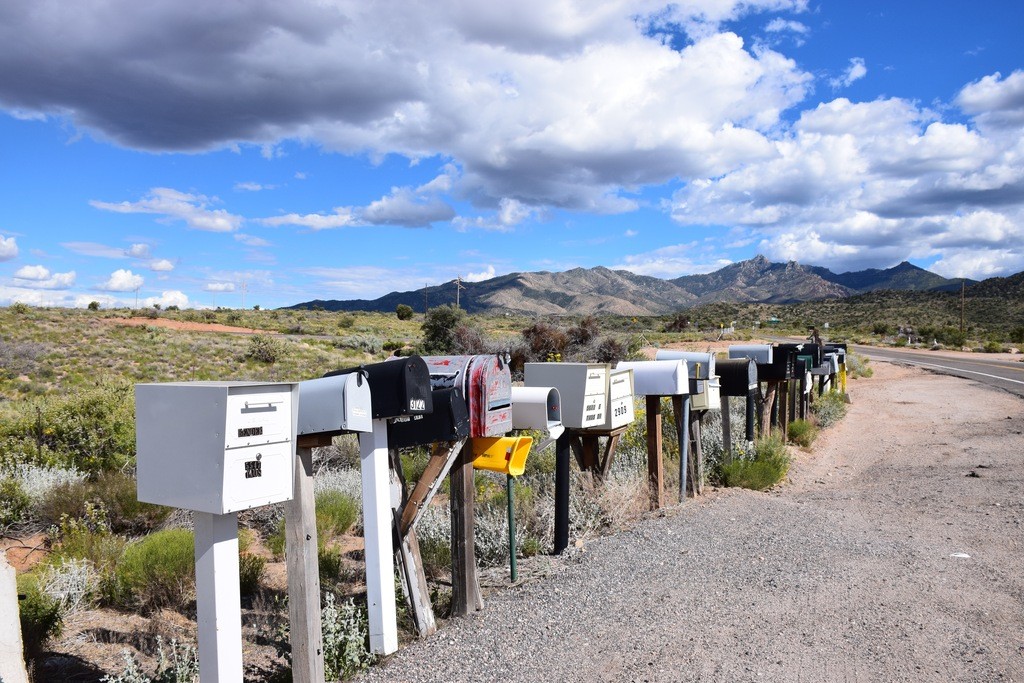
xmin=396 ymin=304 xmax=414 ymax=320
xmin=87 ymin=301 xmax=101 ymax=311
xmin=420 ymin=305 xmax=464 ymax=354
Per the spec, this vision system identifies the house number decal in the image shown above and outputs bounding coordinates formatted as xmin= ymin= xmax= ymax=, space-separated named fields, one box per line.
xmin=244 ymin=454 xmax=263 ymax=479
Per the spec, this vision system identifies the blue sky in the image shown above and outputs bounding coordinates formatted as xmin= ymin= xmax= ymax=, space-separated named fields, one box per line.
xmin=1 ymin=1 xmax=1022 ymax=309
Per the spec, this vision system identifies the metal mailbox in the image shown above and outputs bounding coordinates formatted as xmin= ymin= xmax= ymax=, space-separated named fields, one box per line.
xmin=777 ymin=343 xmax=822 ymax=370
xmin=325 ymin=356 xmax=433 ymax=419
xmin=135 ymin=381 xmax=298 ymax=515
xmin=525 ymin=362 xmax=607 ymax=430
xmin=615 ymin=360 xmax=689 ymax=396
xmin=511 ymin=386 xmax=564 ymax=443
xmin=655 ymin=350 xmax=716 ymax=380
xmin=423 ymin=355 xmax=512 ymax=438
xmin=387 ymin=388 xmax=470 ymax=449
xmin=728 ymin=344 xmax=773 ymax=365
xmin=716 ymin=358 xmax=757 ymax=397
xmin=297 ymin=372 xmax=373 ymax=437
xmin=601 ymin=367 xmax=635 ymax=430
xmin=759 ymin=346 xmax=796 ymax=381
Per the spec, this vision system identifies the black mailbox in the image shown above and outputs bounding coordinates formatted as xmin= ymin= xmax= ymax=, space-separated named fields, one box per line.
xmin=717 ymin=359 xmax=757 ymax=397
xmin=776 ymin=343 xmax=822 ymax=373
xmin=325 ymin=356 xmax=433 ymax=419
xmin=760 ymin=347 xmax=795 ymax=381
xmin=387 ymin=388 xmax=469 ymax=449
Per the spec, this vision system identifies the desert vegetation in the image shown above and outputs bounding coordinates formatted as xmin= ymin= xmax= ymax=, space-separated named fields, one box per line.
xmin=0 ymin=303 xmax=865 ymax=681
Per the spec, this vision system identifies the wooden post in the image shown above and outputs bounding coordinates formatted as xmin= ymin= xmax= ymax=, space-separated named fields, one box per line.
xmin=554 ymin=431 xmax=571 ymax=554
xmin=580 ymin=435 xmax=599 ymax=474
xmin=778 ymin=380 xmax=789 ymax=437
xmin=763 ymin=382 xmax=777 ymax=436
xmin=672 ymin=395 xmax=690 ymax=502
xmin=450 ymin=441 xmax=482 ymax=615
xmin=720 ymin=394 xmax=732 ymax=465
xmin=286 ymin=445 xmax=325 ymax=683
xmin=645 ymin=396 xmax=664 ymax=510
xmin=359 ymin=419 xmax=398 ymax=655
xmin=389 ymin=448 xmax=437 ymax=639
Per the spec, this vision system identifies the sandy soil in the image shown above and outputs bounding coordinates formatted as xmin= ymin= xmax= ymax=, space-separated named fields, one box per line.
xmin=103 ymin=317 xmax=269 ymax=334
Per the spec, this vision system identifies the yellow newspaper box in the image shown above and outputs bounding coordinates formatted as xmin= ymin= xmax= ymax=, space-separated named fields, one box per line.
xmin=471 ymin=436 xmax=533 ymax=477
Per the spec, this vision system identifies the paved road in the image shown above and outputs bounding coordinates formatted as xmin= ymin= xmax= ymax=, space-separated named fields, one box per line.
xmin=854 ymin=345 xmax=1024 ymax=398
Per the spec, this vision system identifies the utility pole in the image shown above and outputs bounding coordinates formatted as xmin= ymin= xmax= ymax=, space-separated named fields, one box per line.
xmin=240 ymin=281 xmax=247 ymax=310
xmin=455 ymin=276 xmax=465 ymax=309
xmin=423 ymin=283 xmax=428 ymax=314
xmin=960 ymin=280 xmax=965 ymax=335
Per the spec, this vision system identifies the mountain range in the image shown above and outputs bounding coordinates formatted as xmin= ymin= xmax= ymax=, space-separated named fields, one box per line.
xmin=289 ymin=255 xmax=989 ymax=316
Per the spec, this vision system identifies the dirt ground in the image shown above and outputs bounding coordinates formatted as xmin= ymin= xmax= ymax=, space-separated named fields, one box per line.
xmin=360 ymin=359 xmax=1024 ymax=683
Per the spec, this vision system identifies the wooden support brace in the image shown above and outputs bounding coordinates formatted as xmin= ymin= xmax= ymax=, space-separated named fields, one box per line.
xmin=398 ymin=440 xmax=466 ymax=536
xmin=645 ymin=396 xmax=664 ymax=510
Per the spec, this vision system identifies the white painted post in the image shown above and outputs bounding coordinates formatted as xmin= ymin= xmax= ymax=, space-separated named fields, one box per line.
xmin=194 ymin=511 xmax=244 ymax=683
xmin=360 ymin=419 xmax=398 ymax=655
xmin=0 ymin=553 xmax=29 ymax=683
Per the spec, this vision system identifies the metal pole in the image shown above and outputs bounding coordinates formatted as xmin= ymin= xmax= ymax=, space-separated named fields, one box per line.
xmin=678 ymin=396 xmax=690 ymax=501
xmin=554 ymin=431 xmax=571 ymax=554
xmin=506 ymin=474 xmax=518 ymax=583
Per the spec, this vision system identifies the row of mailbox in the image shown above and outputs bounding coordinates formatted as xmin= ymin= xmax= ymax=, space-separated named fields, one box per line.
xmin=135 ymin=345 xmax=846 ymax=517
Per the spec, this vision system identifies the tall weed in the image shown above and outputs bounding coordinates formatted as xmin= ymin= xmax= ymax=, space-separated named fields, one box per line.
xmin=719 ymin=435 xmax=790 ymax=491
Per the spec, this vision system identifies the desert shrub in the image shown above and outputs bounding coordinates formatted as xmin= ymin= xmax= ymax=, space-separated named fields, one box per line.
xmin=114 ymin=528 xmax=195 ymax=611
xmin=395 ymin=304 xmax=414 ymax=320
xmin=316 ymin=489 xmax=359 ymax=541
xmin=319 ymin=546 xmax=344 ymax=583
xmin=334 ymin=334 xmax=383 ymax=355
xmin=37 ymin=557 xmax=100 ymax=614
xmin=246 ymin=334 xmax=286 ymax=363
xmin=521 ymin=322 xmax=568 ymax=360
xmin=664 ymin=313 xmax=689 ymax=332
xmin=719 ymin=435 xmax=790 ymax=491
xmin=0 ymin=381 xmax=136 ymax=473
xmin=91 ymin=471 xmax=173 ymax=535
xmin=413 ymin=505 xmax=452 ymax=578
xmin=787 ymin=419 xmax=818 ymax=448
xmin=10 ymin=301 xmax=31 ymax=314
xmin=17 ymin=573 xmax=63 ymax=666
xmin=104 ymin=636 xmax=199 ymax=683
xmin=934 ymin=327 xmax=967 ymax=348
xmin=0 ymin=337 xmax=45 ymax=379
xmin=812 ymin=391 xmax=848 ymax=428
xmin=1011 ymin=326 xmax=1024 ymax=345
xmin=0 ymin=477 xmax=30 ymax=527
xmin=48 ymin=502 xmax=128 ymax=587
xmin=593 ymin=336 xmax=627 ymax=363
xmin=568 ymin=316 xmax=600 ymax=347
xmin=239 ymin=553 xmax=266 ymax=597
xmin=871 ymin=322 xmax=889 ymax=335
xmin=451 ymin=323 xmax=489 ymax=354
xmin=983 ymin=340 xmax=1003 ymax=353
xmin=845 ymin=353 xmax=873 ymax=379
xmin=36 ymin=478 xmax=93 ymax=528
xmin=7 ymin=462 xmax=87 ymax=501
xmin=276 ymin=593 xmax=373 ymax=681
xmin=420 ymin=305 xmax=465 ymax=354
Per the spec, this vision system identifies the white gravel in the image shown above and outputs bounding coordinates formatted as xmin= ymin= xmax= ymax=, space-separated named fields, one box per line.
xmin=357 ymin=361 xmax=1024 ymax=683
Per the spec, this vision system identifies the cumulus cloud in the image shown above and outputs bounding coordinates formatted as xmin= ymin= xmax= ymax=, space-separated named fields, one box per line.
xmin=669 ymin=89 xmax=1024 ymax=278
xmin=0 ymin=236 xmax=17 ymax=261
xmin=611 ymin=244 xmax=733 ymax=279
xmin=453 ymin=198 xmax=535 ymax=232
xmin=149 ymin=259 xmax=175 ymax=271
xmin=126 ymin=243 xmax=151 ymax=258
xmin=91 ymin=188 xmax=243 ymax=232
xmin=464 ymin=265 xmax=496 ymax=282
xmin=262 ymin=184 xmax=454 ymax=229
xmin=830 ymin=57 xmax=867 ymax=89
xmin=144 ymin=290 xmax=189 ymax=308
xmin=12 ymin=265 xmax=77 ymax=289
xmin=956 ymin=70 xmax=1024 ymax=133
xmin=100 ymin=269 xmax=144 ymax=291
xmin=204 ymin=282 xmax=235 ymax=293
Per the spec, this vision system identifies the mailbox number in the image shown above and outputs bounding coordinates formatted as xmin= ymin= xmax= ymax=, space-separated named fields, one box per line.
xmin=244 ymin=459 xmax=263 ymax=479
xmin=613 ymin=405 xmax=628 ymax=417
xmin=409 ymin=399 xmax=426 ymax=411
xmin=238 ymin=426 xmax=263 ymax=438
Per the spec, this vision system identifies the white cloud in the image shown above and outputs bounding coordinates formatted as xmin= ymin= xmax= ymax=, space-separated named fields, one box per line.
xmin=204 ymin=282 xmax=236 ymax=293
xmin=126 ymin=243 xmax=151 ymax=258
xmin=300 ymin=265 xmax=438 ymax=298
xmin=144 ymin=290 xmax=189 ymax=308
xmin=262 ymin=185 xmax=454 ymax=229
xmin=12 ymin=265 xmax=76 ymax=289
xmin=90 ymin=188 xmax=243 ymax=232
xmin=956 ymin=70 xmax=1024 ymax=133
xmin=262 ymin=208 xmax=357 ymax=230
xmin=453 ymin=198 xmax=535 ymax=232
xmin=61 ymin=241 xmax=126 ymax=258
xmin=830 ymin=57 xmax=867 ymax=89
xmin=764 ymin=18 xmax=808 ymax=35
xmin=611 ymin=243 xmax=733 ymax=278
xmin=234 ymin=233 xmax=272 ymax=247
xmin=624 ymin=229 xmax=638 ymax=237
xmin=0 ymin=236 xmax=17 ymax=261
xmin=100 ymin=269 xmax=144 ymax=292
xmin=149 ymin=259 xmax=175 ymax=272
xmin=234 ymin=181 xmax=275 ymax=192
xmin=464 ymin=265 xmax=496 ymax=282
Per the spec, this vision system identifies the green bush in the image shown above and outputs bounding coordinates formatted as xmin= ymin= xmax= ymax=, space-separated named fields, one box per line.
xmin=420 ymin=305 xmax=465 ymax=354
xmin=48 ymin=502 xmax=127 ymax=585
xmin=0 ymin=477 xmax=30 ymax=527
xmin=395 ymin=304 xmax=414 ymax=320
xmin=115 ymin=528 xmax=195 ymax=611
xmin=983 ymin=340 xmax=1003 ymax=353
xmin=719 ymin=435 xmax=790 ymax=491
xmin=246 ymin=334 xmax=286 ymax=363
xmin=845 ymin=353 xmax=873 ymax=379
xmin=316 ymin=489 xmax=358 ymax=540
xmin=17 ymin=573 xmax=63 ymax=666
xmin=321 ymin=593 xmax=374 ymax=679
xmin=812 ymin=392 xmax=848 ymax=428
xmin=91 ymin=471 xmax=173 ymax=535
xmin=239 ymin=553 xmax=266 ymax=597
xmin=1011 ymin=326 xmax=1024 ymax=345
xmin=319 ymin=546 xmax=344 ymax=583
xmin=787 ymin=419 xmax=818 ymax=448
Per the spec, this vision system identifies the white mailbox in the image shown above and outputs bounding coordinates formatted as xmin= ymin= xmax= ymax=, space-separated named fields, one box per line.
xmin=600 ymin=367 xmax=635 ymax=430
xmin=615 ymin=360 xmax=689 ymax=396
xmin=654 ymin=350 xmax=716 ymax=379
xmin=728 ymin=344 xmax=773 ymax=365
xmin=511 ymin=386 xmax=564 ymax=442
xmin=135 ymin=382 xmax=298 ymax=515
xmin=525 ymin=363 xmax=606 ymax=430
xmin=297 ymin=373 xmax=373 ymax=437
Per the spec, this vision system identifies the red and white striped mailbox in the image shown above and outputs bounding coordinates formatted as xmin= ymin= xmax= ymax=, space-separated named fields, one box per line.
xmin=423 ymin=355 xmax=512 ymax=438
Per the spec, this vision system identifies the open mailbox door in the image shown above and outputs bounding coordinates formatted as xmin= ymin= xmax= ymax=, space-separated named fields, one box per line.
xmin=510 ymin=386 xmax=564 ymax=450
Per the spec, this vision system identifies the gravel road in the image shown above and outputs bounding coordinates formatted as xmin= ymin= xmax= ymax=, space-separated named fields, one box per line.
xmin=358 ymin=361 xmax=1024 ymax=682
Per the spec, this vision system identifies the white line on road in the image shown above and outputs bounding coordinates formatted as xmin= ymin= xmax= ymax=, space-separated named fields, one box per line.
xmin=879 ymin=358 xmax=1024 ymax=386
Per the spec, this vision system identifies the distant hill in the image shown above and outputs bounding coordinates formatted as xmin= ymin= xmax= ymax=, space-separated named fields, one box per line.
xmin=286 ymin=256 xmax=1012 ymax=315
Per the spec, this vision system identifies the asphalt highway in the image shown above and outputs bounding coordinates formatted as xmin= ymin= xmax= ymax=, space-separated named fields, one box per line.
xmin=854 ymin=345 xmax=1024 ymax=398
